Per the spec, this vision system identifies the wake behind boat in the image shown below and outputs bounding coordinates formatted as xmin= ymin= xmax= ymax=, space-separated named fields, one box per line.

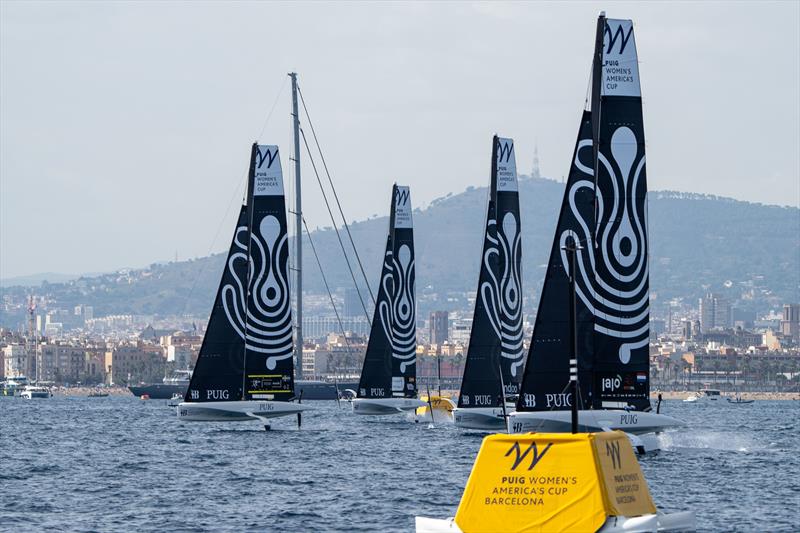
xmin=352 ymin=185 xmax=426 ymax=416
xmin=453 ymin=136 xmax=524 ymax=431
xmin=509 ymin=14 xmax=682 ymax=443
xmin=177 ymin=143 xmax=309 ymax=428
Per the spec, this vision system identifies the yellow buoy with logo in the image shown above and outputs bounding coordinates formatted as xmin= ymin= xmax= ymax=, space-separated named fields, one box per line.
xmin=417 ymin=395 xmax=457 ymax=419
xmin=436 ymin=431 xmax=657 ymax=533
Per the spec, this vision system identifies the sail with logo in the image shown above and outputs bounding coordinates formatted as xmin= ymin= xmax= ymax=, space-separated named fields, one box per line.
xmin=177 ymin=143 xmax=309 ymax=427
xmin=454 ymin=136 xmax=524 ymax=431
xmin=509 ymin=14 xmax=682 ymax=442
xmin=353 ymin=185 xmax=426 ymax=415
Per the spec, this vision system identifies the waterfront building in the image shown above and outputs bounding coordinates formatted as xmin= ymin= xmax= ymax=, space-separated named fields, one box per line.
xmin=104 ymin=341 xmax=165 ymax=385
xmin=2 ymin=344 xmax=28 ymax=379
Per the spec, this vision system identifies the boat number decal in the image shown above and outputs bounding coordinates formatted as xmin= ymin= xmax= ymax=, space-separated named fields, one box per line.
xmin=620 ymin=414 xmax=637 ymax=425
xmin=258 ymin=403 xmax=275 ymax=411
xmin=370 ymin=388 xmax=385 ymax=397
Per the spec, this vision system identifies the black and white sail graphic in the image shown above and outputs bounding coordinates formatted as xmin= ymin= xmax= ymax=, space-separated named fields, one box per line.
xmin=185 ymin=205 xmax=250 ymax=403
xmin=186 ymin=144 xmax=295 ymax=403
xmin=358 ymin=234 xmax=394 ymax=399
xmin=458 ymin=137 xmax=523 ymax=409
xmin=517 ymin=16 xmax=650 ymax=412
xmin=517 ymin=113 xmax=596 ymax=412
xmin=358 ymin=185 xmax=417 ymax=398
xmin=590 ymin=18 xmax=650 ymax=410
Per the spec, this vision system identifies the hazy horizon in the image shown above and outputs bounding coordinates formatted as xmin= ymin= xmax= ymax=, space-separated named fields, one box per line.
xmin=2 ymin=1 xmax=799 ymax=279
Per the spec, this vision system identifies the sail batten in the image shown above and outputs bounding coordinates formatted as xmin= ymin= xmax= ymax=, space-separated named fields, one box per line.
xmin=458 ymin=137 xmax=523 ymax=409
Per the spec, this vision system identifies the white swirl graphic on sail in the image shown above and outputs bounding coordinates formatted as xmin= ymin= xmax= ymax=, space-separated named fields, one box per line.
xmin=480 ymin=211 xmax=524 ymax=376
xmin=560 ymin=128 xmax=649 ymax=364
xmin=379 ymin=244 xmax=416 ymax=373
xmin=221 ymin=215 xmax=293 ymax=370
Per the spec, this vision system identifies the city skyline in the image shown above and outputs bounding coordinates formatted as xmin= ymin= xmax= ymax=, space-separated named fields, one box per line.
xmin=2 ymin=2 xmax=799 ymax=280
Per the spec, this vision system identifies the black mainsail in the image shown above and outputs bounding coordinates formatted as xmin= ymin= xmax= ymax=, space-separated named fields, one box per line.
xmin=457 ymin=137 xmax=523 ymax=409
xmin=186 ymin=144 xmax=295 ymax=403
xmin=358 ymin=185 xmax=417 ymax=399
xmin=517 ymin=15 xmax=651 ymax=413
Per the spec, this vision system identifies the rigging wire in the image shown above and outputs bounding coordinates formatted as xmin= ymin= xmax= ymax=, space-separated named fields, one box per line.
xmin=296 ymin=85 xmax=376 ymax=306
xmin=299 ymin=126 xmax=372 ymax=326
xmin=302 ymin=215 xmax=356 ymax=373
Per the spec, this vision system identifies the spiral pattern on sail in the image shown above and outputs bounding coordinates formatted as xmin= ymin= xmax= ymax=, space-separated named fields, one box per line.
xmin=222 ymin=215 xmax=293 ymax=370
xmin=480 ymin=211 xmax=524 ymax=376
xmin=561 ymin=127 xmax=649 ymax=364
xmin=379 ymin=244 xmax=416 ymax=373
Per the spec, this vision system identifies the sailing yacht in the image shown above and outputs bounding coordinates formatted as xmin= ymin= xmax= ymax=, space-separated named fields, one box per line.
xmin=453 ymin=136 xmax=524 ymax=431
xmin=509 ymin=15 xmax=682 ymax=437
xmin=352 ymin=185 xmax=426 ymax=415
xmin=177 ymin=143 xmax=309 ymax=426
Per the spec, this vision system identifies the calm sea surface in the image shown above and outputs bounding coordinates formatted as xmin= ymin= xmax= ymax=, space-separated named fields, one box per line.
xmin=1 ymin=397 xmax=797 ymax=532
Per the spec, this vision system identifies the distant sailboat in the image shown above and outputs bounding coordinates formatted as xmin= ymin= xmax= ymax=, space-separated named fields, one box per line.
xmin=177 ymin=143 xmax=309 ymax=427
xmin=454 ymin=136 xmax=524 ymax=431
xmin=353 ymin=185 xmax=426 ymax=415
xmin=510 ymin=14 xmax=681 ymax=438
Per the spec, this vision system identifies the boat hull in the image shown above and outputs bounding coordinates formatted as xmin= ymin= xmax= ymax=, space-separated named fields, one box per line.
xmin=21 ymin=391 xmax=50 ymax=399
xmin=509 ymin=409 xmax=683 ymax=435
xmin=176 ymin=400 xmax=309 ymax=422
xmin=352 ymin=397 xmax=427 ymax=415
xmin=453 ymin=407 xmax=513 ymax=431
xmin=133 ymin=379 xmax=357 ymax=400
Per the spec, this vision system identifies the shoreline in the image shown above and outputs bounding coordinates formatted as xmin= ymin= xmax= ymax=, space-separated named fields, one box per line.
xmin=12 ymin=386 xmax=799 ymax=402
xmin=650 ymin=391 xmax=798 ymax=401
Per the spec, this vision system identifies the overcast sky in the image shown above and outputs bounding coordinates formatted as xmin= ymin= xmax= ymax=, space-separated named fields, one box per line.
xmin=1 ymin=1 xmax=798 ymax=279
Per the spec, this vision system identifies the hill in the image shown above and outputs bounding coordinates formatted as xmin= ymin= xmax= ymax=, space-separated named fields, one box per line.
xmin=1 ymin=177 xmax=798 ymax=326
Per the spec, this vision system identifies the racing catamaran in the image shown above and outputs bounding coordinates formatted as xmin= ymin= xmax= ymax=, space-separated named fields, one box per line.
xmin=453 ymin=136 xmax=524 ymax=430
xmin=352 ymin=185 xmax=426 ymax=415
xmin=177 ymin=143 xmax=309 ymax=427
xmin=509 ymin=14 xmax=681 ymax=438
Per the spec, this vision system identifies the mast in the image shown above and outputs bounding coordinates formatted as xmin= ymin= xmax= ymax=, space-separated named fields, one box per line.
xmin=590 ymin=11 xmax=605 ymax=248
xmin=290 ymin=72 xmax=304 ymax=380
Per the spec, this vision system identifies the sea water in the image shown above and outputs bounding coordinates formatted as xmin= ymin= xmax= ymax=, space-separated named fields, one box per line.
xmin=1 ymin=397 xmax=797 ymax=532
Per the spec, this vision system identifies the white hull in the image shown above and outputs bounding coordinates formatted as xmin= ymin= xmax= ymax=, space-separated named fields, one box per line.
xmin=509 ymin=409 xmax=683 ymax=436
xmin=20 ymin=386 xmax=51 ymax=399
xmin=176 ymin=400 xmax=309 ymax=422
xmin=416 ymin=512 xmax=695 ymax=532
xmin=453 ymin=406 xmax=514 ymax=431
xmin=352 ymin=397 xmax=426 ymax=415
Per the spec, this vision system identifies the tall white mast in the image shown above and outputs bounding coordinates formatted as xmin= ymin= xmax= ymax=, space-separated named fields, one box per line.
xmin=289 ymin=72 xmax=304 ymax=380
